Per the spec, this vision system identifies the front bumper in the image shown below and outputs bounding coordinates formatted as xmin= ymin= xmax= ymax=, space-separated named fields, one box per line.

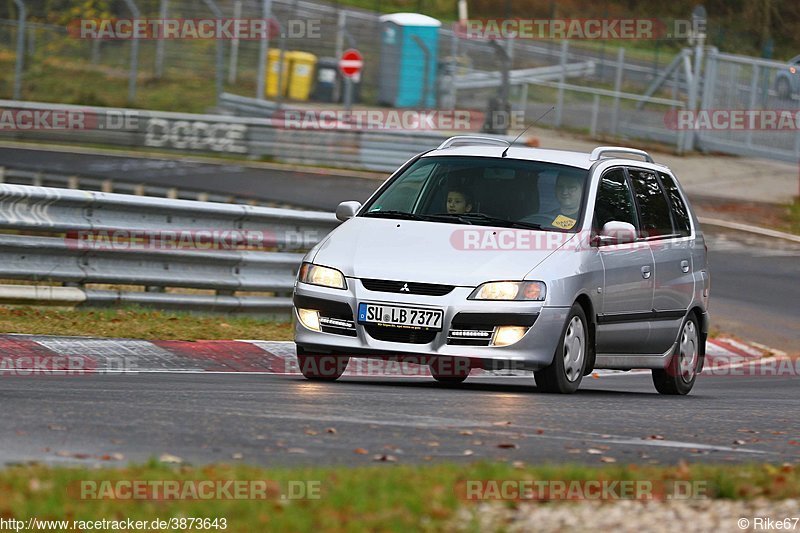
xmin=293 ymin=280 xmax=569 ymax=370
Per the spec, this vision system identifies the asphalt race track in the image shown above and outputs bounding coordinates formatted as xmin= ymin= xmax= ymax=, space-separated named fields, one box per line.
xmin=0 ymin=145 xmax=381 ymax=210
xmin=1 ymin=370 xmax=798 ymax=467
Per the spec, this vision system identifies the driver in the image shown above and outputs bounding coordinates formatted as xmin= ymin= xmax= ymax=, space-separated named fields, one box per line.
xmin=446 ymin=188 xmax=474 ymax=214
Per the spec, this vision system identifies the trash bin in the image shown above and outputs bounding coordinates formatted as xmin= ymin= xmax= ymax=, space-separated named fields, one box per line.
xmin=265 ymin=49 xmax=289 ymax=98
xmin=311 ymin=57 xmax=340 ymax=102
xmin=378 ymin=13 xmax=441 ymax=108
xmin=286 ymin=51 xmax=318 ymax=101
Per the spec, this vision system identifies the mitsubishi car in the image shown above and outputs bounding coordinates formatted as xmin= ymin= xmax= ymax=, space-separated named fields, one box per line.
xmin=292 ymin=137 xmax=710 ymax=394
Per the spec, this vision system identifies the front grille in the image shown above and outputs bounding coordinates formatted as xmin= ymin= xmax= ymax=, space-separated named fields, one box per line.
xmin=364 ymin=325 xmax=438 ymax=344
xmin=360 ymin=278 xmax=454 ymax=296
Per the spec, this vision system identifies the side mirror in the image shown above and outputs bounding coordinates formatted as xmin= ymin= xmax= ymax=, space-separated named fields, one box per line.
xmin=596 ymin=221 xmax=637 ymax=246
xmin=335 ymin=201 xmax=362 ymax=222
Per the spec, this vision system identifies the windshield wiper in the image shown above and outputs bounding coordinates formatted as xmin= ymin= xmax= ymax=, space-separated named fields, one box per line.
xmin=361 ymin=210 xmax=427 ymax=221
xmin=432 ymin=213 xmax=543 ymax=230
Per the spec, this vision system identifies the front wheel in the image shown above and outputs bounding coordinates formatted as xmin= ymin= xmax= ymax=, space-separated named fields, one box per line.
xmin=534 ymin=303 xmax=587 ymax=394
xmin=296 ymin=349 xmax=349 ymax=381
xmin=651 ymin=314 xmax=701 ymax=395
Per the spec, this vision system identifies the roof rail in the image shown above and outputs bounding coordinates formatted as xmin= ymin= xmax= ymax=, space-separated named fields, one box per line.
xmin=589 ymin=146 xmax=654 ymax=164
xmin=437 ymin=136 xmax=510 ymax=150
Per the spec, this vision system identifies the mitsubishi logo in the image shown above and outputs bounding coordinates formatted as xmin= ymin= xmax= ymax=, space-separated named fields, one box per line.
xmin=400 ymin=283 xmax=411 ymax=292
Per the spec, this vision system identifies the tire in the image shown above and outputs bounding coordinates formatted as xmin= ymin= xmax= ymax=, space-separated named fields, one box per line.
xmin=776 ymin=78 xmax=792 ymax=100
xmin=651 ymin=314 xmax=701 ymax=395
xmin=296 ymin=348 xmax=349 ymax=381
xmin=430 ymin=356 xmax=471 ymax=384
xmin=534 ymin=303 xmax=587 ymax=394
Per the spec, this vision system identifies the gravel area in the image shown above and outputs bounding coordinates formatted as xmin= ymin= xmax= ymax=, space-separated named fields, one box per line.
xmin=451 ymin=498 xmax=800 ymax=532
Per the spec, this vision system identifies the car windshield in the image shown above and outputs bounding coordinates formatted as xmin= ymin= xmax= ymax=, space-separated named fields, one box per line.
xmin=360 ymin=156 xmax=589 ymax=231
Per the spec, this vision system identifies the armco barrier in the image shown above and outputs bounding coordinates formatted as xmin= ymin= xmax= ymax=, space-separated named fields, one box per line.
xmin=0 ymin=183 xmax=341 ymax=314
xmin=0 ymin=99 xmax=451 ymax=172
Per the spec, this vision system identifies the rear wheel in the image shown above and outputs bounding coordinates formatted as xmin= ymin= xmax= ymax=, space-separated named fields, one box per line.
xmin=430 ymin=356 xmax=471 ymax=384
xmin=534 ymin=303 xmax=587 ymax=394
xmin=296 ymin=348 xmax=349 ymax=381
xmin=652 ymin=314 xmax=700 ymax=395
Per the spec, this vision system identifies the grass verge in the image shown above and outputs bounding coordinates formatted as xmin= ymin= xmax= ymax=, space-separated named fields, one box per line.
xmin=0 ymin=306 xmax=293 ymax=341
xmin=0 ymin=462 xmax=797 ymax=532
xmin=786 ymin=197 xmax=800 ymax=235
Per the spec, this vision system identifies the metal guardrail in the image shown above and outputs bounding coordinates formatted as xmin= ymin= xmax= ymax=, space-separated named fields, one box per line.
xmin=217 ymin=92 xmax=282 ymax=118
xmin=0 ymin=183 xmax=340 ymax=314
xmin=0 ymin=166 xmax=298 ymax=207
xmin=0 ymin=99 xmax=447 ymax=173
xmin=453 ymin=62 xmax=596 ymax=90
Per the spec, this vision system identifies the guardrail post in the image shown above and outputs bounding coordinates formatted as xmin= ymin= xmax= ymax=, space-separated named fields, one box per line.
xmin=68 ymin=176 xmax=79 ymax=189
xmin=12 ymin=0 xmax=26 ymax=100
xmin=610 ymin=47 xmax=625 ymax=137
xmin=121 ymin=0 xmax=141 ymax=103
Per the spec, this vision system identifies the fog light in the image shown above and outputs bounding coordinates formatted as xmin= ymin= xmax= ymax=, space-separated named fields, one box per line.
xmin=297 ymin=308 xmax=321 ymax=332
xmin=491 ymin=326 xmax=528 ymax=347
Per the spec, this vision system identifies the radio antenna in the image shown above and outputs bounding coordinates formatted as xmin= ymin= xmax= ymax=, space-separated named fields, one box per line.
xmin=501 ymin=106 xmax=555 ymax=157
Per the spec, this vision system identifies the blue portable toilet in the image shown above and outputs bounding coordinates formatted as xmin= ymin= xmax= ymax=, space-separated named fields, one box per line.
xmin=378 ymin=13 xmax=441 ymax=108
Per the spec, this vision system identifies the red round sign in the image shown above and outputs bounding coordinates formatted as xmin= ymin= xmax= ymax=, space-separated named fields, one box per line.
xmin=339 ymin=49 xmax=363 ymax=78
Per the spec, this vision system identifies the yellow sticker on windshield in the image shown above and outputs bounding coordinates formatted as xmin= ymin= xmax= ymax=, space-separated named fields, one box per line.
xmin=552 ymin=215 xmax=577 ymax=229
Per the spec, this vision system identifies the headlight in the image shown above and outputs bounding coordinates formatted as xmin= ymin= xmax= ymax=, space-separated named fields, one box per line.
xmin=298 ymin=262 xmax=347 ymax=290
xmin=468 ymin=281 xmax=546 ymax=301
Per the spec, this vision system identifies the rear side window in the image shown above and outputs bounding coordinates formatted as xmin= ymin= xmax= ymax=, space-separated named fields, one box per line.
xmin=659 ymin=172 xmax=692 ymax=237
xmin=628 ymin=168 xmax=674 ymax=238
xmin=593 ymin=168 xmax=637 ymax=231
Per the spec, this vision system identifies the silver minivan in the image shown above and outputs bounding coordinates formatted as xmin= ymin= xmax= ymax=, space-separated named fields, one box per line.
xmin=293 ymin=137 xmax=710 ymax=394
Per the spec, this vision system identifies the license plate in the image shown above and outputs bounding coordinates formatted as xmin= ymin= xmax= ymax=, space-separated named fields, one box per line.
xmin=358 ymin=303 xmax=443 ymax=330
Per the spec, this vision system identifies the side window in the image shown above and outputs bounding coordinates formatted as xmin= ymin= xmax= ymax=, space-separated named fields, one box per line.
xmin=628 ymin=168 xmax=674 ymax=238
xmin=593 ymin=168 xmax=637 ymax=232
xmin=659 ymin=172 xmax=691 ymax=237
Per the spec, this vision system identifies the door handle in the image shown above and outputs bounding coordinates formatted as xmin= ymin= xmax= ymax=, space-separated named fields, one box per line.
xmin=641 ymin=265 xmax=652 ymax=279
xmin=681 ymin=260 xmax=690 ymax=273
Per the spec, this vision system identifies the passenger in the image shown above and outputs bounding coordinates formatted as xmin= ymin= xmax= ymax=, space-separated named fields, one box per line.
xmin=548 ymin=174 xmax=584 ymax=229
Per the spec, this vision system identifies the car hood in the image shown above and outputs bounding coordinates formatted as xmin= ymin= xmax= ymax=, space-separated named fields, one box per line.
xmin=311 ymin=217 xmax=574 ymax=286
